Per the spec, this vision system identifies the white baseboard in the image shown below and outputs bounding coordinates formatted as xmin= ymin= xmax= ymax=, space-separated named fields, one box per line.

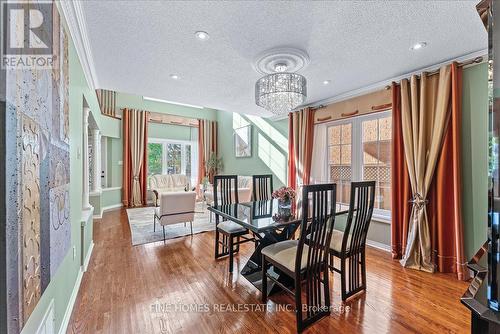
xmin=83 ymin=241 xmax=94 ymax=272
xmin=93 ymin=203 xmax=123 ymax=219
xmin=35 ymin=299 xmax=55 ymax=334
xmin=58 ymin=268 xmax=83 ymax=334
xmin=102 ymin=186 xmax=122 ymax=192
xmin=366 ymin=239 xmax=391 ymax=252
xmin=58 ymin=237 xmax=95 ymax=334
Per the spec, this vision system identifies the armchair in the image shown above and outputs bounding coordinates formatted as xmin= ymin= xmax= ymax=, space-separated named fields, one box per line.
xmin=154 ymin=191 xmax=197 ymax=240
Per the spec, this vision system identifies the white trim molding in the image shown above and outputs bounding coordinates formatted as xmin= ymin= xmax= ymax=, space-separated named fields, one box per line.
xmin=93 ymin=203 xmax=123 ymax=219
xmin=89 ymin=190 xmax=102 ymax=197
xmin=102 ymin=186 xmax=122 ymax=192
xmin=308 ymin=49 xmax=487 ymax=110
xmin=83 ymin=242 xmax=94 ymax=272
xmin=58 ymin=269 xmax=83 ymax=334
xmin=58 ymin=0 xmax=98 ymax=90
xmin=35 ymin=299 xmax=55 ymax=334
xmin=366 ymin=239 xmax=391 ymax=253
xmin=270 ymin=48 xmax=488 ymax=121
xmin=58 ymin=234 xmax=95 ymax=334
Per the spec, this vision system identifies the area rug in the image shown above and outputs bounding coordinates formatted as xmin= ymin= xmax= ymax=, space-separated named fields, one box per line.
xmin=126 ymin=202 xmax=214 ymax=246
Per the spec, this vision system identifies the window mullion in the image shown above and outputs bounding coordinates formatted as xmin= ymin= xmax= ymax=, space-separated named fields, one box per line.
xmin=352 ymin=119 xmax=362 ymax=181
xmin=163 ymin=143 xmax=168 ymax=174
xmin=181 ymin=144 xmax=186 ymax=175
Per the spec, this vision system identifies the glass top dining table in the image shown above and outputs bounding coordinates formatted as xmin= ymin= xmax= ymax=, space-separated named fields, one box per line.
xmin=208 ymin=199 xmax=301 ymax=234
xmin=208 ymin=199 xmax=350 ymax=233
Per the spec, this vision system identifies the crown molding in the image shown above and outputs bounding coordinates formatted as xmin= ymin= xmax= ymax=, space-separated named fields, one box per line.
xmin=58 ymin=0 xmax=98 ymax=90
xmin=304 ymin=48 xmax=487 ymax=111
xmin=265 ymin=48 xmax=490 ymax=121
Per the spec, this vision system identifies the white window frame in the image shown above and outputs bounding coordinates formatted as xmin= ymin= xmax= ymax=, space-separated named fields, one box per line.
xmin=148 ymin=138 xmax=198 ymax=186
xmin=325 ymin=110 xmax=392 ymax=222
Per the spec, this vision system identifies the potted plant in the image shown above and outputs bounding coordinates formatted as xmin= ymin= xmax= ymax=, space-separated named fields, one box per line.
xmin=205 ymin=152 xmax=223 ymax=183
xmin=272 ymin=186 xmax=296 ymax=209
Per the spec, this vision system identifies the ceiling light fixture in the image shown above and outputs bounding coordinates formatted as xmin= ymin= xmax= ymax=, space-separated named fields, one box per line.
xmin=195 ymin=31 xmax=210 ymax=40
xmin=170 ymin=74 xmax=180 ymax=80
xmin=143 ymin=96 xmax=204 ymax=109
xmin=410 ymin=42 xmax=427 ymax=50
xmin=255 ymin=62 xmax=307 ymax=115
xmin=323 ymin=80 xmax=331 ymax=85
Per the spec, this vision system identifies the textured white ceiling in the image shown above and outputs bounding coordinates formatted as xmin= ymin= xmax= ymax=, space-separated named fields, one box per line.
xmin=80 ymin=1 xmax=486 ymax=116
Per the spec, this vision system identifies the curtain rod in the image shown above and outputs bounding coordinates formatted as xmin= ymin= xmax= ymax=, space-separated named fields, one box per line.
xmin=310 ymin=56 xmax=484 ymax=111
xmin=387 ymin=56 xmax=484 ymax=89
xmin=120 ymin=108 xmax=200 ymax=127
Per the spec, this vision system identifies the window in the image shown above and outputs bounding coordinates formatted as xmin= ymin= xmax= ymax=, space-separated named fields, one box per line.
xmin=327 ymin=111 xmax=391 ymax=220
xmin=328 ymin=123 xmax=352 ymax=211
xmin=166 ymin=143 xmax=182 ymax=174
xmin=148 ymin=143 xmax=163 ymax=175
xmin=147 ymin=138 xmax=198 ymax=185
xmin=362 ymin=117 xmax=391 ymax=212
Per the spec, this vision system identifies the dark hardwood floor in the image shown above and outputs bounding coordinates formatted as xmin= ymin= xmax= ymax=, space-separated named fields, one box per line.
xmin=67 ymin=208 xmax=470 ymax=334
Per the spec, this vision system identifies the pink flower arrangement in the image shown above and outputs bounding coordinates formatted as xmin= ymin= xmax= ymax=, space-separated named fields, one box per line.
xmin=272 ymin=186 xmax=296 ymax=202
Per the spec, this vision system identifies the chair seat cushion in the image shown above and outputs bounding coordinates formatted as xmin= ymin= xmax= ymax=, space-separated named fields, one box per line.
xmin=305 ymin=229 xmax=351 ymax=253
xmin=330 ymin=230 xmax=351 ymax=253
xmin=217 ymin=221 xmax=247 ymax=234
xmin=261 ymin=240 xmax=309 ymax=272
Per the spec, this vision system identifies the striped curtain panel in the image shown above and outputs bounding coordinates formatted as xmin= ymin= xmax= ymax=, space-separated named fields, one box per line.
xmin=393 ymin=63 xmax=467 ymax=280
xmin=122 ymin=108 xmax=149 ymax=207
xmin=197 ymin=119 xmax=218 ymax=186
xmin=288 ymin=107 xmax=315 ymax=190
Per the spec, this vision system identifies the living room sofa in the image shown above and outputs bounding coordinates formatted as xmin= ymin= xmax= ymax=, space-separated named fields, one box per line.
xmin=204 ymin=175 xmax=253 ymax=204
xmin=149 ymin=174 xmax=191 ymax=206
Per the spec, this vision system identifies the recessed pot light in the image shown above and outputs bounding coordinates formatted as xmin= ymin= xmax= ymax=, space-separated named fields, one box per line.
xmin=170 ymin=74 xmax=180 ymax=80
xmin=323 ymin=80 xmax=331 ymax=85
xmin=410 ymin=42 xmax=427 ymax=50
xmin=195 ymin=31 xmax=210 ymax=40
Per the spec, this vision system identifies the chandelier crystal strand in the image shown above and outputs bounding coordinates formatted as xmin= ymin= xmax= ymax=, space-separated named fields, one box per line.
xmin=255 ymin=72 xmax=307 ymax=115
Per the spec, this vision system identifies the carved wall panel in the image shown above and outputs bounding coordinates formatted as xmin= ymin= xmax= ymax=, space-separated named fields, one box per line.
xmin=21 ymin=115 xmax=41 ymax=324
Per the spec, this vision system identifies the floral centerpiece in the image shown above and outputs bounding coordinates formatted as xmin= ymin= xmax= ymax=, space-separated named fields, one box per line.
xmin=272 ymin=186 xmax=296 ymax=209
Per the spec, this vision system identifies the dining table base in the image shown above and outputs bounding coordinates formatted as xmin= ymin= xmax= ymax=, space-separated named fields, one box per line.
xmin=240 ymin=222 xmax=300 ymax=296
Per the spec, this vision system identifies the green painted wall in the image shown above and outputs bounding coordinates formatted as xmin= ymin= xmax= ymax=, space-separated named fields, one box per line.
xmin=19 ymin=7 xmax=100 ymax=333
xmin=462 ymin=63 xmax=489 ymax=258
xmin=107 ymin=137 xmax=123 ymax=188
xmin=101 ymin=188 xmax=122 ymax=208
xmin=217 ymin=110 xmax=289 ymax=189
xmin=149 ymin=122 xmax=194 ymax=141
xmin=89 ymin=188 xmax=122 ymax=216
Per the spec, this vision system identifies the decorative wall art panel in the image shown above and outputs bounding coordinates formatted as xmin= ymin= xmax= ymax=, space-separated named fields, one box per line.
xmin=5 ymin=2 xmax=71 ymax=332
xmin=48 ymin=183 xmax=70 ymax=278
xmin=21 ymin=115 xmax=42 ymax=324
xmin=234 ymin=125 xmax=252 ymax=158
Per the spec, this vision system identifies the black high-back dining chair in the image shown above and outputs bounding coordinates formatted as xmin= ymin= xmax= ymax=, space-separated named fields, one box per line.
xmin=261 ymin=183 xmax=336 ymax=333
xmin=252 ymin=174 xmax=273 ymax=201
xmin=328 ymin=181 xmax=375 ymax=301
xmin=213 ymin=175 xmax=254 ymax=273
xmin=252 ymin=200 xmax=273 ymax=219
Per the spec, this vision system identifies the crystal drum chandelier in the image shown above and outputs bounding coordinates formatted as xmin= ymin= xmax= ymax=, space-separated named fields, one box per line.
xmin=255 ymin=63 xmax=307 ymax=115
